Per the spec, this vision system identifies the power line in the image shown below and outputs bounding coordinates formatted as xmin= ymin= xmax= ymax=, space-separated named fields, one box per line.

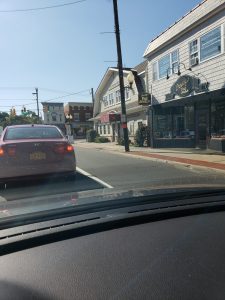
xmin=0 ymin=89 xmax=91 ymax=108
xmin=0 ymin=0 xmax=86 ymax=13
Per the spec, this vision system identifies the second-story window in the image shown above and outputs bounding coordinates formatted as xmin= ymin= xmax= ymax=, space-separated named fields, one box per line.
xmin=109 ymin=93 xmax=114 ymax=105
xmin=125 ymin=88 xmax=130 ymax=100
xmin=190 ymin=39 xmax=199 ymax=66
xmin=152 ymin=62 xmax=158 ymax=81
xmin=74 ymin=113 xmax=79 ymax=121
xmin=171 ymin=49 xmax=179 ymax=73
xmin=200 ymin=26 xmax=221 ymax=61
xmin=103 ymin=96 xmax=108 ymax=107
xmin=85 ymin=113 xmax=91 ymax=120
xmin=158 ymin=54 xmax=170 ymax=79
xmin=116 ymin=90 xmax=121 ymax=103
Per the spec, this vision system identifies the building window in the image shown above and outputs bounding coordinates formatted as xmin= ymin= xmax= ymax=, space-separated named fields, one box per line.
xmin=80 ymin=106 xmax=84 ymax=110
xmin=103 ymin=95 xmax=108 ymax=107
xmin=171 ymin=49 xmax=179 ymax=73
xmin=152 ymin=62 xmax=158 ymax=81
xmin=125 ymin=88 xmax=130 ymax=100
xmin=59 ymin=114 xmax=62 ymax=122
xmin=107 ymin=124 xmax=110 ymax=134
xmin=154 ymin=105 xmax=195 ymax=139
xmin=189 ymin=39 xmax=199 ymax=66
xmin=129 ymin=122 xmax=134 ymax=135
xmin=85 ymin=113 xmax=91 ymax=120
xmin=108 ymin=93 xmax=114 ymax=105
xmin=52 ymin=113 xmax=57 ymax=122
xmin=115 ymin=90 xmax=121 ymax=103
xmin=200 ymin=26 xmax=221 ymax=62
xmin=99 ymin=126 xmax=102 ymax=135
xmin=103 ymin=125 xmax=106 ymax=134
xmin=74 ymin=106 xmax=78 ymax=110
xmin=189 ymin=26 xmax=222 ymax=66
xmin=158 ymin=54 xmax=170 ymax=79
xmin=74 ymin=113 xmax=79 ymax=121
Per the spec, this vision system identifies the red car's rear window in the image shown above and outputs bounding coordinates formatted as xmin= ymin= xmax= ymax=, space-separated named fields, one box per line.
xmin=4 ymin=127 xmax=63 ymax=140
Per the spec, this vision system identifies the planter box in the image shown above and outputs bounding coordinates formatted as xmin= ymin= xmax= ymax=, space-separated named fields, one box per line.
xmin=208 ymin=138 xmax=225 ymax=152
xmin=153 ymin=138 xmax=195 ymax=148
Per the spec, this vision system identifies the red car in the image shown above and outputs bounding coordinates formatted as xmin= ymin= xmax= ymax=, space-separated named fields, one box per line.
xmin=0 ymin=124 xmax=76 ymax=184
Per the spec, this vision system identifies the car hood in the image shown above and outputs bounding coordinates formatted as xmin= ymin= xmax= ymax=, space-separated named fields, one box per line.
xmin=0 ymin=183 xmax=225 ymax=219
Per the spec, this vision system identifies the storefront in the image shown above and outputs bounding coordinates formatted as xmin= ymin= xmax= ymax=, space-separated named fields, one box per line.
xmin=151 ymin=75 xmax=225 ymax=151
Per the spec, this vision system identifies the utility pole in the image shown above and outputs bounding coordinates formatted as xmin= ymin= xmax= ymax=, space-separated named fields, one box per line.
xmin=91 ymin=88 xmax=94 ymax=118
xmin=32 ymin=87 xmax=39 ymax=121
xmin=113 ymin=0 xmax=129 ymax=152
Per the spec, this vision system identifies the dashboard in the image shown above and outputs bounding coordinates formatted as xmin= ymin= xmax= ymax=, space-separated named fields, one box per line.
xmin=0 ymin=210 xmax=225 ymax=299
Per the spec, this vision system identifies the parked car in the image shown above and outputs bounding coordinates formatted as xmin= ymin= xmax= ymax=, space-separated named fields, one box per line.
xmin=0 ymin=124 xmax=76 ymax=184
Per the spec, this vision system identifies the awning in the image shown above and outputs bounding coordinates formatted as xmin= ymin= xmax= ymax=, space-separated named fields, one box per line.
xmin=100 ymin=112 xmax=121 ymax=123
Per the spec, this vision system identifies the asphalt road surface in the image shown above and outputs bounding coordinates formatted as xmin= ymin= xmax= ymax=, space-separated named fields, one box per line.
xmin=1 ymin=145 xmax=225 ymax=201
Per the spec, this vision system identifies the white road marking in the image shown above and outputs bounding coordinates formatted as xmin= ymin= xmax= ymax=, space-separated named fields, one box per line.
xmin=0 ymin=196 xmax=6 ymax=202
xmin=77 ymin=167 xmax=113 ymax=189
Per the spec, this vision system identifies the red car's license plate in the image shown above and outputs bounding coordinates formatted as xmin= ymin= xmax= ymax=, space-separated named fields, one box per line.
xmin=30 ymin=152 xmax=46 ymax=160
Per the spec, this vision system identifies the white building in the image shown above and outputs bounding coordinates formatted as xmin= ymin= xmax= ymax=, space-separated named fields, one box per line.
xmin=41 ymin=102 xmax=65 ymax=133
xmin=144 ymin=0 xmax=225 ymax=151
xmin=93 ymin=61 xmax=150 ymax=142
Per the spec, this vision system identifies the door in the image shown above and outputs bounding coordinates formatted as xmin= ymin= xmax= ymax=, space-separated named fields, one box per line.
xmin=196 ymin=109 xmax=208 ymax=149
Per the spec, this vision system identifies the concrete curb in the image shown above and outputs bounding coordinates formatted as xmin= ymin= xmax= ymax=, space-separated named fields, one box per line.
xmin=75 ymin=142 xmax=225 ymax=172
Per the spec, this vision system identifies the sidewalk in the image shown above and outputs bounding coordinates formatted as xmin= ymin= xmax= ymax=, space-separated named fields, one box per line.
xmin=74 ymin=139 xmax=225 ymax=172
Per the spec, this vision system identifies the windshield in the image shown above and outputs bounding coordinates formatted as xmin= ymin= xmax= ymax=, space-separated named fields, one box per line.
xmin=1 ymin=0 xmax=225 ymax=228
xmin=4 ymin=127 xmax=63 ymax=140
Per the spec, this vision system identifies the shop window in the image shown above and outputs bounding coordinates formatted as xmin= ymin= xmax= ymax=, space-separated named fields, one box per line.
xmin=154 ymin=105 xmax=195 ymax=139
xmin=211 ymin=101 xmax=225 ymax=137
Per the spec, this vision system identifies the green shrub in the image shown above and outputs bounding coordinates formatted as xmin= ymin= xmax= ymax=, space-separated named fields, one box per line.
xmin=95 ymin=136 xmax=110 ymax=143
xmin=117 ymin=137 xmax=125 ymax=145
xmin=86 ymin=129 xmax=98 ymax=142
xmin=134 ymin=128 xmax=145 ymax=147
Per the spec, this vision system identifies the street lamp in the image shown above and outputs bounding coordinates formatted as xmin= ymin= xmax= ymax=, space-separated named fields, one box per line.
xmin=65 ymin=114 xmax=73 ymax=137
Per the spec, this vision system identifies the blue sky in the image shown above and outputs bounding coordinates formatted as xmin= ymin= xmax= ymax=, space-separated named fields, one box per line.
xmin=0 ymin=0 xmax=201 ymax=115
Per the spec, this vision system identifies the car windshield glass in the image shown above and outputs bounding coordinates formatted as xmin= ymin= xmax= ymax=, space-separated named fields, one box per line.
xmin=1 ymin=0 xmax=225 ymax=229
xmin=4 ymin=127 xmax=63 ymax=140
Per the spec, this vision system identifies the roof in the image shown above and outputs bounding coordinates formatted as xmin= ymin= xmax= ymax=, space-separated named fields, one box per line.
xmin=143 ymin=0 xmax=224 ymax=57
xmin=41 ymin=102 xmax=64 ymax=106
xmin=132 ymin=60 xmax=147 ymax=74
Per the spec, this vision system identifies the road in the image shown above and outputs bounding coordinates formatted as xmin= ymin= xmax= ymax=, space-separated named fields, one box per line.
xmin=1 ymin=145 xmax=225 ymax=201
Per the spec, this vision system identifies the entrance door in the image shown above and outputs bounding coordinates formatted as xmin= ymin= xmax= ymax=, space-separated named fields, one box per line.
xmin=197 ymin=109 xmax=208 ymax=149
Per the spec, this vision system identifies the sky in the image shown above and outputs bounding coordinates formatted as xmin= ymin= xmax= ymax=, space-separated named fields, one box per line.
xmin=0 ymin=0 xmax=201 ymax=115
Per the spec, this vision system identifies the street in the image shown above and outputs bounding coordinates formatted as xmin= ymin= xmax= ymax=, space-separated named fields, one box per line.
xmin=1 ymin=145 xmax=225 ymax=202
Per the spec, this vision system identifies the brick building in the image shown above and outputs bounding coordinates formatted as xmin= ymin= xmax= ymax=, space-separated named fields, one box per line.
xmin=64 ymin=102 xmax=93 ymax=138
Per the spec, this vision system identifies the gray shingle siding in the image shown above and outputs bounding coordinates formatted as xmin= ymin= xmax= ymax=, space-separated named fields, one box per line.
xmin=146 ymin=5 xmax=225 ymax=105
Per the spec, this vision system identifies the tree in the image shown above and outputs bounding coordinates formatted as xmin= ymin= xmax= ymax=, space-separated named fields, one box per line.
xmin=0 ymin=111 xmax=40 ymax=128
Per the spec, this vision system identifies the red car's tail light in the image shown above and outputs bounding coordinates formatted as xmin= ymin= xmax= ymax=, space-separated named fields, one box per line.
xmin=67 ymin=145 xmax=74 ymax=152
xmin=0 ymin=147 xmax=4 ymax=156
